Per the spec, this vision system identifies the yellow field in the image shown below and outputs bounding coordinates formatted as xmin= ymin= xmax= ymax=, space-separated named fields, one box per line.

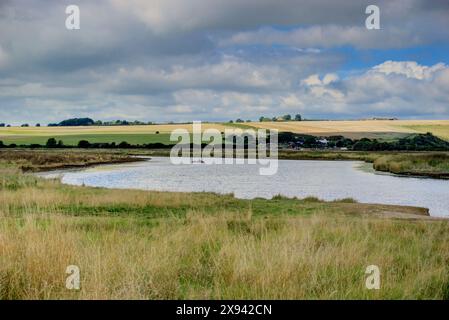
xmin=250 ymin=120 xmax=449 ymax=140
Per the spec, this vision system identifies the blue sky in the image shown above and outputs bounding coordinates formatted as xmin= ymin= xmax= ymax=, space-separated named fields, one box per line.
xmin=1 ymin=0 xmax=449 ymax=124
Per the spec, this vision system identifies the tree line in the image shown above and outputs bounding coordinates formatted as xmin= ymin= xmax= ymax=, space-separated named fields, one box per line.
xmin=1 ymin=132 xmax=448 ymax=152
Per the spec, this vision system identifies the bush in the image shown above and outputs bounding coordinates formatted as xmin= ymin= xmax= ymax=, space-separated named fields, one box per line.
xmin=118 ymin=141 xmax=131 ymax=148
xmin=58 ymin=118 xmax=95 ymax=126
xmin=46 ymin=138 xmax=57 ymax=148
xmin=78 ymin=140 xmax=91 ymax=148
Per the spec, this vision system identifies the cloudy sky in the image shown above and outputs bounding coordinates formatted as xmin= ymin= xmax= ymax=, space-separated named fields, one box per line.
xmin=1 ymin=0 xmax=449 ymax=125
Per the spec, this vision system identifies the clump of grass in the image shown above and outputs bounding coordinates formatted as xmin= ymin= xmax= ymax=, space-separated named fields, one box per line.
xmin=271 ymin=194 xmax=297 ymax=201
xmin=0 ymin=150 xmax=139 ymax=171
xmin=374 ymin=153 xmax=449 ymax=176
xmin=302 ymin=196 xmax=321 ymax=203
xmin=333 ymin=198 xmax=357 ymax=203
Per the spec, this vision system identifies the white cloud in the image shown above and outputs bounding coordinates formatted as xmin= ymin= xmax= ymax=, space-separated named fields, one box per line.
xmin=302 ymin=73 xmax=339 ymax=86
xmin=294 ymin=61 xmax=449 ymax=117
xmin=372 ymin=61 xmax=446 ymax=80
xmin=302 ymin=74 xmax=322 ymax=86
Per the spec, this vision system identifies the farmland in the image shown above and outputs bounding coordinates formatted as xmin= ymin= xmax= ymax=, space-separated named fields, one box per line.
xmin=0 ymin=123 xmax=229 ymax=146
xmin=250 ymin=120 xmax=449 ymax=140
xmin=1 ymin=120 xmax=449 ymax=146
xmin=0 ymin=120 xmax=449 ymax=145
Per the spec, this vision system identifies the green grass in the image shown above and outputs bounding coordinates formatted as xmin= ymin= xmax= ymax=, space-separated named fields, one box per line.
xmin=0 ymin=133 xmax=174 ymax=146
xmin=373 ymin=153 xmax=449 ymax=177
xmin=0 ymin=133 xmax=236 ymax=146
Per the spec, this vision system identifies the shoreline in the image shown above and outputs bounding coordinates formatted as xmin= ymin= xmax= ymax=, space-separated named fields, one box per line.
xmin=126 ymin=149 xmax=449 ymax=180
xmin=32 ymin=154 xmax=440 ymax=220
xmin=2 ymin=147 xmax=448 ymax=179
xmin=23 ymin=156 xmax=148 ymax=172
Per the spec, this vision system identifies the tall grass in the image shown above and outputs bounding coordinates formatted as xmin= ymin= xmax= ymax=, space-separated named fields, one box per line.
xmin=374 ymin=153 xmax=449 ymax=176
xmin=1 ymin=211 xmax=448 ymax=299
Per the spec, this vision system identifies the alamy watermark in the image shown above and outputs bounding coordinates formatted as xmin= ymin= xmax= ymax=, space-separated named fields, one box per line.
xmin=365 ymin=265 xmax=381 ymax=290
xmin=65 ymin=5 xmax=80 ymax=30
xmin=66 ymin=265 xmax=80 ymax=290
xmin=365 ymin=5 xmax=380 ymax=30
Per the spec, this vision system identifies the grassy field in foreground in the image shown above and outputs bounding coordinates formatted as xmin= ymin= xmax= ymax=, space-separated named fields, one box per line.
xmin=1 ymin=120 xmax=449 ymax=146
xmin=0 ymin=151 xmax=449 ymax=299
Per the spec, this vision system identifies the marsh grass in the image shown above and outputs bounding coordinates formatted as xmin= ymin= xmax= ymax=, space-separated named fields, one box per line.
xmin=1 ymin=211 xmax=449 ymax=299
xmin=374 ymin=153 xmax=449 ymax=176
xmin=0 ymin=155 xmax=448 ymax=299
xmin=0 ymin=150 xmax=138 ymax=172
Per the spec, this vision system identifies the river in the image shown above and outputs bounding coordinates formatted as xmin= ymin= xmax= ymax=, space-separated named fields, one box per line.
xmin=37 ymin=157 xmax=449 ymax=217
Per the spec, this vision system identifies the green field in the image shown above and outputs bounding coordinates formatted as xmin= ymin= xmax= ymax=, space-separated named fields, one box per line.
xmin=0 ymin=133 xmax=173 ymax=146
xmin=0 ymin=123 xmax=231 ymax=146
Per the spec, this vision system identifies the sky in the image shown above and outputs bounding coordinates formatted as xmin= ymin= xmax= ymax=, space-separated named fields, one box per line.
xmin=1 ymin=0 xmax=449 ymax=125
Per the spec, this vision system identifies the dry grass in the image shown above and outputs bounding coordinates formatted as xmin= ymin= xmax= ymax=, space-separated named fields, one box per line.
xmin=1 ymin=211 xmax=448 ymax=299
xmin=0 ymin=150 xmax=138 ymax=171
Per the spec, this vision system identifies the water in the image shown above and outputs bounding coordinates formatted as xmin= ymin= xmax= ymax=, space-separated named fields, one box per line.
xmin=37 ymin=157 xmax=449 ymax=217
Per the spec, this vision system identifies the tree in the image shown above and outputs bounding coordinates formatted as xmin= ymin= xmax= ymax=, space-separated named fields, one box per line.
xmin=35 ymin=123 xmax=41 ymax=127
xmin=236 ymin=118 xmax=244 ymax=123
xmin=21 ymin=123 xmax=29 ymax=127
xmin=0 ymin=123 xmax=5 ymax=127
xmin=59 ymin=118 xmax=95 ymax=126
xmin=78 ymin=140 xmax=91 ymax=148
xmin=282 ymin=114 xmax=292 ymax=121
xmin=46 ymin=138 xmax=57 ymax=148
xmin=295 ymin=114 xmax=302 ymax=121
xmin=118 ymin=141 xmax=131 ymax=148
